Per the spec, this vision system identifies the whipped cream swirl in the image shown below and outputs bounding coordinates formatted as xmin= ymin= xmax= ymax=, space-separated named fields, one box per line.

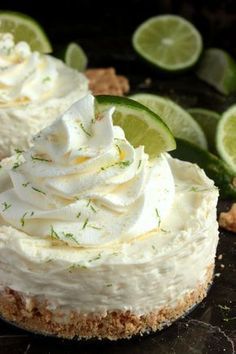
xmin=0 ymin=94 xmax=175 ymax=246
xmin=0 ymin=33 xmax=68 ymax=105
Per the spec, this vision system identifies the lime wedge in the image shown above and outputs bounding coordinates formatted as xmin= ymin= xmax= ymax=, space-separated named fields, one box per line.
xmin=132 ymin=15 xmax=202 ymax=71
xmin=0 ymin=11 xmax=52 ymax=53
xmin=130 ymin=93 xmax=207 ymax=149
xmin=216 ymin=105 xmax=236 ymax=173
xmin=196 ymin=48 xmax=236 ymax=95
xmin=188 ymin=108 xmax=220 ymax=151
xmin=65 ymin=42 xmax=88 ymax=72
xmin=95 ymin=95 xmax=176 ymax=158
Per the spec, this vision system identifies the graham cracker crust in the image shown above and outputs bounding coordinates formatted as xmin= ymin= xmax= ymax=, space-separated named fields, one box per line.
xmin=0 ymin=265 xmax=214 ymax=340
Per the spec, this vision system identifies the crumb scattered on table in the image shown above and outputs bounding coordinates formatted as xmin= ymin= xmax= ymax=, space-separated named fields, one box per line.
xmin=219 ymin=203 xmax=236 ymax=233
xmin=85 ymin=68 xmax=130 ymax=96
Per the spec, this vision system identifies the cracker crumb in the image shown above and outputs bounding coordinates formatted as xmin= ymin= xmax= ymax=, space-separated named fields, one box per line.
xmin=85 ymin=68 xmax=130 ymax=96
xmin=219 ymin=203 xmax=236 ymax=233
xmin=218 ymin=254 xmax=223 ymax=260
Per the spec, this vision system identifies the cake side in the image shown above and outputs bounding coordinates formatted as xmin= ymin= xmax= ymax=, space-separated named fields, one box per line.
xmin=0 ymin=265 xmax=213 ymax=340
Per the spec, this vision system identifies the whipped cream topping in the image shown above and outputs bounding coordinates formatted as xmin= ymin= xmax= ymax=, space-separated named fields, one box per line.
xmin=0 ymin=157 xmax=219 ymax=314
xmin=0 ymin=33 xmax=86 ymax=106
xmin=0 ymin=94 xmax=175 ymax=247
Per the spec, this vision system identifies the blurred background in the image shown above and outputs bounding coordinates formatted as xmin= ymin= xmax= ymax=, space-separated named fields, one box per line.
xmin=2 ymin=0 xmax=236 ymax=65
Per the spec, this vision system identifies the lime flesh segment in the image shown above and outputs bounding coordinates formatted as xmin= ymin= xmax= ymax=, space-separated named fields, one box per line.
xmin=0 ymin=11 xmax=52 ymax=53
xmin=132 ymin=15 xmax=202 ymax=71
xmin=216 ymin=105 xmax=236 ymax=173
xmin=95 ymin=95 xmax=176 ymax=159
xmin=188 ymin=108 xmax=220 ymax=151
xmin=65 ymin=42 xmax=88 ymax=72
xmin=130 ymin=93 xmax=207 ymax=149
xmin=196 ymin=48 xmax=236 ymax=95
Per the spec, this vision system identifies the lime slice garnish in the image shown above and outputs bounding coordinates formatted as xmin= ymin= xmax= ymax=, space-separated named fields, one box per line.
xmin=65 ymin=42 xmax=88 ymax=72
xmin=0 ymin=11 xmax=52 ymax=53
xmin=196 ymin=48 xmax=236 ymax=95
xmin=188 ymin=108 xmax=220 ymax=151
xmin=95 ymin=95 xmax=176 ymax=158
xmin=216 ymin=105 xmax=236 ymax=173
xmin=132 ymin=14 xmax=202 ymax=72
xmin=130 ymin=93 xmax=207 ymax=149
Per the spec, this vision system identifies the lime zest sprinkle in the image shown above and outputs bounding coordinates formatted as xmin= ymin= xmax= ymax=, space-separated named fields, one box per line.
xmin=160 ymin=228 xmax=168 ymax=233
xmin=100 ymin=160 xmax=131 ymax=171
xmin=89 ymin=253 xmax=101 ymax=262
xmin=31 ymin=155 xmax=52 ymax=162
xmin=119 ymin=160 xmax=131 ymax=168
xmin=76 ymin=212 xmax=81 ymax=219
xmin=218 ymin=304 xmax=230 ymax=311
xmin=223 ymin=317 xmax=236 ymax=322
xmin=112 ymin=252 xmax=119 ymax=256
xmin=106 ymin=284 xmax=112 ymax=287
xmin=86 ymin=199 xmax=91 ymax=207
xmin=89 ymin=225 xmax=102 ymax=230
xmin=62 ymin=232 xmax=79 ymax=244
xmin=155 ymin=208 xmax=161 ymax=227
xmin=82 ymin=218 xmax=89 ymax=230
xmin=42 ymin=76 xmax=51 ymax=83
xmin=2 ymin=202 xmax=11 ymax=211
xmin=90 ymin=205 xmax=97 ymax=213
xmin=115 ymin=144 xmax=122 ymax=155
xmin=12 ymin=162 xmax=21 ymax=170
xmin=138 ymin=160 xmax=142 ymax=169
xmin=20 ymin=212 xmax=28 ymax=227
xmin=14 ymin=148 xmax=24 ymax=154
xmin=32 ymin=187 xmax=46 ymax=195
xmin=68 ymin=264 xmax=87 ymax=272
xmin=22 ymin=182 xmax=30 ymax=187
xmin=50 ymin=225 xmax=60 ymax=240
xmin=152 ymin=245 xmax=156 ymax=250
xmin=80 ymin=123 xmax=91 ymax=137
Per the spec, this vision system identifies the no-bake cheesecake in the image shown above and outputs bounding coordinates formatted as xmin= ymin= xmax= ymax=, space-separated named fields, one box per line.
xmin=0 ymin=94 xmax=219 ymax=340
xmin=0 ymin=33 xmax=88 ymax=158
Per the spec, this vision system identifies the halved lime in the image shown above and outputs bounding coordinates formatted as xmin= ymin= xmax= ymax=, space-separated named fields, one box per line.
xmin=132 ymin=15 xmax=202 ymax=71
xmin=216 ymin=105 xmax=236 ymax=173
xmin=196 ymin=48 xmax=236 ymax=95
xmin=188 ymin=108 xmax=220 ymax=151
xmin=130 ymin=93 xmax=207 ymax=149
xmin=95 ymin=95 xmax=176 ymax=158
xmin=65 ymin=42 xmax=88 ymax=72
xmin=0 ymin=11 xmax=52 ymax=53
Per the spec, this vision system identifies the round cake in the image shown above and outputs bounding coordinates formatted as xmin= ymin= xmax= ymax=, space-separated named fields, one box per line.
xmin=0 ymin=33 xmax=88 ymax=158
xmin=0 ymin=94 xmax=219 ymax=340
